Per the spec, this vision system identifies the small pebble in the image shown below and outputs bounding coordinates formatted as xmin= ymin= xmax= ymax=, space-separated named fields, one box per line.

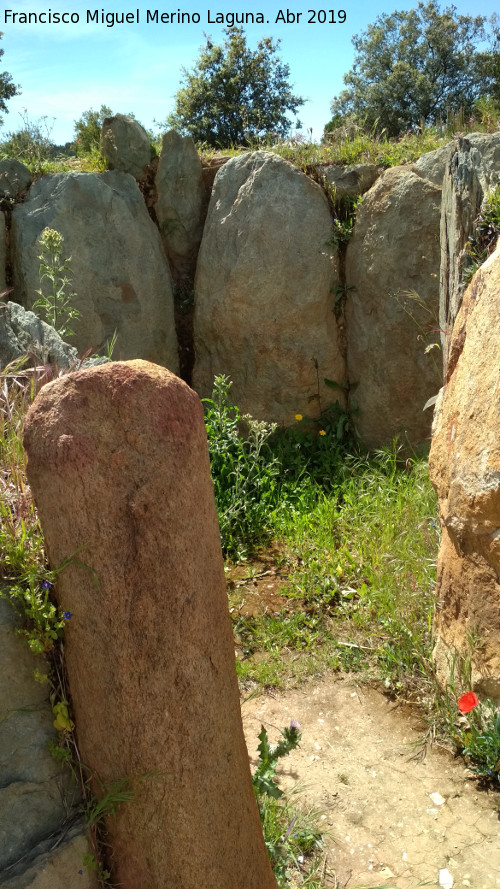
xmin=439 ymin=868 xmax=453 ymax=889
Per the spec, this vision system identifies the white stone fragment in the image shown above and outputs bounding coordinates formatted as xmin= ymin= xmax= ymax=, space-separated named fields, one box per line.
xmin=439 ymin=868 xmax=454 ymax=888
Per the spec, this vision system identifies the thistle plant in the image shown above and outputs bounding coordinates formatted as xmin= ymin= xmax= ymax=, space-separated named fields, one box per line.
xmin=252 ymin=722 xmax=324 ymax=886
xmin=32 ymin=227 xmax=80 ymax=339
xmin=252 ymin=721 xmax=302 ymax=800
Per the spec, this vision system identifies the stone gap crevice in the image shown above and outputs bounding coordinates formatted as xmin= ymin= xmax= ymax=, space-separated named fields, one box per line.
xmin=1 ymin=203 xmax=14 ymax=294
xmin=136 ymin=156 xmax=196 ymax=384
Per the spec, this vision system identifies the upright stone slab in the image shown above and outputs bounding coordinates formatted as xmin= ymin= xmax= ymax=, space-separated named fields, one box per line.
xmin=101 ymin=114 xmax=152 ymax=179
xmin=439 ymin=133 xmax=500 ymax=368
xmin=345 ymin=165 xmax=442 ymax=448
xmin=0 ymin=211 xmax=6 ymax=294
xmin=0 ymin=598 xmax=95 ymax=888
xmin=193 ymin=151 xmax=344 ymax=424
xmin=23 ymin=361 xmax=276 ymax=889
xmin=0 ymin=301 xmax=78 ymax=369
xmin=11 ymin=172 xmax=179 ymax=372
xmin=155 ymin=130 xmax=205 ymax=268
xmin=319 ymin=163 xmax=380 ymax=200
xmin=0 ymin=158 xmax=32 ymax=199
xmin=429 ymin=243 xmax=500 ymax=702
xmin=414 ymin=142 xmax=456 ymax=187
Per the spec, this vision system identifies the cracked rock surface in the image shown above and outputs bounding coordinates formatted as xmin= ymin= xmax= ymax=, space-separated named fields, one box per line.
xmin=0 ymin=596 xmax=97 ymax=888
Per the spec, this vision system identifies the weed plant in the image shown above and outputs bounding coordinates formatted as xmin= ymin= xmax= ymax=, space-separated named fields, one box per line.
xmin=33 ymin=227 xmax=80 ymax=339
xmin=459 ymin=706 xmax=500 ymax=782
xmin=426 ymin=659 xmax=500 ymax=785
xmin=252 ymin=722 xmax=324 ymax=886
xmin=203 ymin=375 xmax=358 ymax=559
xmin=0 ymin=322 xmax=497 ymax=886
xmin=203 ymin=375 xmax=282 ymax=559
xmin=4 ymin=99 xmax=499 ymax=182
xmin=462 ymin=182 xmax=500 ymax=286
xmin=234 ymin=445 xmax=439 ymax=696
xmin=198 ymin=104 xmax=500 ymax=172
xmin=0 ymin=359 xmax=46 ymax=580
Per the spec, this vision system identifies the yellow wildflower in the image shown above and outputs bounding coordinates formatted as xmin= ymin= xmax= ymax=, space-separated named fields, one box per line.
xmin=319 ymin=429 xmax=326 ymax=435
xmin=52 ymin=701 xmax=74 ymax=732
xmin=295 ymin=413 xmax=303 ymax=421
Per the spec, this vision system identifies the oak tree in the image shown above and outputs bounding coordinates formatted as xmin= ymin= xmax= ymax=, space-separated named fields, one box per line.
xmin=167 ymin=27 xmax=305 ymax=147
xmin=0 ymin=32 xmax=21 ymax=125
xmin=327 ymin=1 xmax=498 ymax=137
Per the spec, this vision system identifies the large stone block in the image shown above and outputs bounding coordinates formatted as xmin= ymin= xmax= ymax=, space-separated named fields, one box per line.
xmin=11 ymin=172 xmax=178 ymax=372
xmin=23 ymin=360 xmax=277 ymax=889
xmin=0 ymin=597 xmax=94 ymax=886
xmin=1 ymin=828 xmax=98 ymax=889
xmin=0 ymin=302 xmax=78 ymax=369
xmin=439 ymin=134 xmax=500 ymax=367
xmin=0 ymin=159 xmax=32 ymax=200
xmin=155 ymin=130 xmax=205 ymax=267
xmin=414 ymin=142 xmax=456 ymax=187
xmin=345 ymin=165 xmax=442 ymax=448
xmin=429 ymin=242 xmax=500 ymax=701
xmin=101 ymin=114 xmax=152 ymax=179
xmin=0 ymin=211 xmax=6 ymax=295
xmin=193 ymin=151 xmax=344 ymax=424
xmin=319 ymin=163 xmax=380 ymax=200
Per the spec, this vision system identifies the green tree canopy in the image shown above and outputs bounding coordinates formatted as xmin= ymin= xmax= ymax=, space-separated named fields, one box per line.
xmin=327 ymin=1 xmax=498 ymax=137
xmin=0 ymin=32 xmax=21 ymax=125
xmin=166 ymin=27 xmax=305 ymax=147
xmin=73 ymin=105 xmax=112 ymax=154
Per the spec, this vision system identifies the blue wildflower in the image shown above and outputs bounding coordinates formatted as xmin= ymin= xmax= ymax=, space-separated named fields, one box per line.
xmin=63 ymin=611 xmax=73 ymax=620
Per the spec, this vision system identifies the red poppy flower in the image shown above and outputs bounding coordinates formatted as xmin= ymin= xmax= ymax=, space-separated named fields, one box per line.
xmin=458 ymin=691 xmax=479 ymax=713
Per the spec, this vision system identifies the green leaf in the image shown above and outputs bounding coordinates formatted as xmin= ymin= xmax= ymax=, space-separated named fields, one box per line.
xmin=324 ymin=378 xmax=343 ymax=391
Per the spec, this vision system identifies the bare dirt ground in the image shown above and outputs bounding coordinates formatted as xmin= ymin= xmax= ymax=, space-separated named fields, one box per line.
xmin=242 ymin=676 xmax=500 ymax=889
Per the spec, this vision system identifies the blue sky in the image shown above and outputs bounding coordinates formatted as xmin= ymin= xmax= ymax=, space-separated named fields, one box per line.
xmin=1 ymin=0 xmax=498 ymax=145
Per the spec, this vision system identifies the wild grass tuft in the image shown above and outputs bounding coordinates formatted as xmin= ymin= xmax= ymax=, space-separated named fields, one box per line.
xmin=198 ymin=105 xmax=500 ymax=173
xmin=233 ymin=444 xmax=439 ymax=696
xmin=0 ymin=359 xmax=45 ymax=579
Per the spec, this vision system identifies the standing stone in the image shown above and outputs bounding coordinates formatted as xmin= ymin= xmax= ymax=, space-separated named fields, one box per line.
xmin=193 ymin=151 xmax=344 ymax=424
xmin=414 ymin=142 xmax=456 ymax=187
xmin=439 ymin=134 xmax=500 ymax=368
xmin=0 ymin=158 xmax=32 ymax=199
xmin=11 ymin=172 xmax=179 ymax=372
xmin=101 ymin=114 xmax=152 ymax=179
xmin=0 ymin=212 xmax=6 ymax=294
xmin=23 ymin=361 xmax=277 ymax=889
xmin=0 ymin=302 xmax=78 ymax=369
xmin=345 ymin=165 xmax=442 ymax=448
xmin=429 ymin=243 xmax=500 ymax=702
xmin=319 ymin=163 xmax=380 ymax=201
xmin=155 ymin=130 xmax=205 ymax=269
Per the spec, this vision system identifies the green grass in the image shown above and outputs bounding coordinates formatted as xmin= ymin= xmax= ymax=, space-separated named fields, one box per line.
xmin=197 ymin=104 xmax=500 ymax=171
xmin=4 ymin=101 xmax=499 ymax=181
xmin=233 ymin=447 xmax=439 ymax=697
xmin=462 ymin=182 xmax=500 ymax=286
xmin=0 ymin=359 xmax=46 ymax=581
xmin=2 ymin=359 xmax=499 ymax=886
